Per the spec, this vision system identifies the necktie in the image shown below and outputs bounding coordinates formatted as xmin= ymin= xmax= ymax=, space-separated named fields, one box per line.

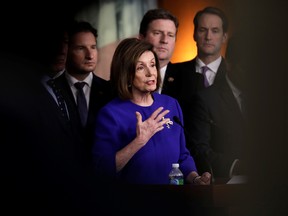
xmin=47 ymin=79 xmax=69 ymax=121
xmin=74 ymin=82 xmax=88 ymax=127
xmin=201 ymin=66 xmax=210 ymax=87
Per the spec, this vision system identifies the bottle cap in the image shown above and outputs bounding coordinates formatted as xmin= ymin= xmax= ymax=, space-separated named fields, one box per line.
xmin=172 ymin=163 xmax=179 ymax=168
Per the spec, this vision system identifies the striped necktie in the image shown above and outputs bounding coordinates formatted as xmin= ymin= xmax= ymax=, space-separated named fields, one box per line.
xmin=47 ymin=79 xmax=69 ymax=121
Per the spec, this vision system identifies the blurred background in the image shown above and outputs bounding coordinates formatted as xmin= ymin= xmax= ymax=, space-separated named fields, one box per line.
xmin=1 ymin=0 xmax=287 ymax=215
xmin=73 ymin=0 xmax=236 ymax=80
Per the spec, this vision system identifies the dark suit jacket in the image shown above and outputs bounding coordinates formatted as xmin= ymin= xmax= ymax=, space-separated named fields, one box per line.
xmin=36 ymin=75 xmax=112 ymax=214
xmin=34 ymin=82 xmax=102 ymax=215
xmin=161 ymin=58 xmax=226 ymax=134
xmin=55 ymin=72 xmax=112 ymax=155
xmin=185 ymin=77 xmax=247 ymax=178
xmin=179 ymin=57 xmax=227 ymax=81
xmin=162 ymin=58 xmax=243 ymax=177
xmin=161 ymin=62 xmax=181 ymax=97
xmin=173 ymin=57 xmax=227 ymax=99
xmin=1 ymin=56 xmax=103 ymax=214
xmin=160 ymin=61 xmax=204 ymax=110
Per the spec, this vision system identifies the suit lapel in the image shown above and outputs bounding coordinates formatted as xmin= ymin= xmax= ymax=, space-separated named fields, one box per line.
xmin=213 ymin=59 xmax=227 ymax=85
xmin=55 ymin=73 xmax=83 ymax=130
xmin=161 ymin=62 xmax=177 ymax=95
xmin=218 ymin=80 xmax=243 ymax=119
xmin=39 ymin=84 xmax=73 ymax=133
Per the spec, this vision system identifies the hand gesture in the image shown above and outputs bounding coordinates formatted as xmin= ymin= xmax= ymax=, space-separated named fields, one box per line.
xmin=135 ymin=107 xmax=170 ymax=146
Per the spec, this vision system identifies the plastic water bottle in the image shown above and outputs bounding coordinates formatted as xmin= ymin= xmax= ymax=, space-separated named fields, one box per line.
xmin=169 ymin=163 xmax=184 ymax=185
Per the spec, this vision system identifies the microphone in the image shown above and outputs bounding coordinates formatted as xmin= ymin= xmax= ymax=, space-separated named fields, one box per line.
xmin=173 ymin=116 xmax=184 ymax=128
xmin=173 ymin=116 xmax=215 ymax=184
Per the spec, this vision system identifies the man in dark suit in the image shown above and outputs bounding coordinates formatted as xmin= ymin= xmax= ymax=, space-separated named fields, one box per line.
xmin=185 ymin=33 xmax=249 ymax=179
xmin=170 ymin=6 xmax=230 ymax=156
xmin=137 ymin=8 xmax=205 ymax=113
xmin=185 ymin=6 xmax=229 ymax=83
xmin=36 ymin=20 xmax=112 ymax=214
xmin=55 ymin=21 xmax=112 ymax=156
xmin=173 ymin=6 xmax=229 ymax=97
xmin=0 ymin=50 xmax=106 ymax=215
xmin=138 ymin=8 xmax=181 ymax=95
xmin=163 ymin=7 xmax=232 ymax=179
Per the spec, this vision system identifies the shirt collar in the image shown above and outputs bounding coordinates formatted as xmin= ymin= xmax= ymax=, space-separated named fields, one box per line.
xmin=196 ymin=56 xmax=222 ymax=73
xmin=65 ymin=71 xmax=93 ymax=88
xmin=160 ymin=65 xmax=167 ymax=81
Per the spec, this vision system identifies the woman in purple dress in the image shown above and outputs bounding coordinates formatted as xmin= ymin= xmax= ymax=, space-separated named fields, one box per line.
xmin=92 ymin=38 xmax=211 ymax=185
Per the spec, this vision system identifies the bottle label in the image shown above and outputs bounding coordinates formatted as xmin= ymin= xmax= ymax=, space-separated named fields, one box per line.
xmin=169 ymin=177 xmax=184 ymax=185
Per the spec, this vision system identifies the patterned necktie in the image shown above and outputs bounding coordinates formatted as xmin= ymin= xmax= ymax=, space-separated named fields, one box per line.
xmin=47 ymin=79 xmax=69 ymax=121
xmin=201 ymin=66 xmax=210 ymax=87
xmin=74 ymin=82 xmax=88 ymax=127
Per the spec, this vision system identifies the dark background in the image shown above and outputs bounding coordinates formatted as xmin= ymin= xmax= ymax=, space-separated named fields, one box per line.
xmin=1 ymin=1 xmax=288 ymax=215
